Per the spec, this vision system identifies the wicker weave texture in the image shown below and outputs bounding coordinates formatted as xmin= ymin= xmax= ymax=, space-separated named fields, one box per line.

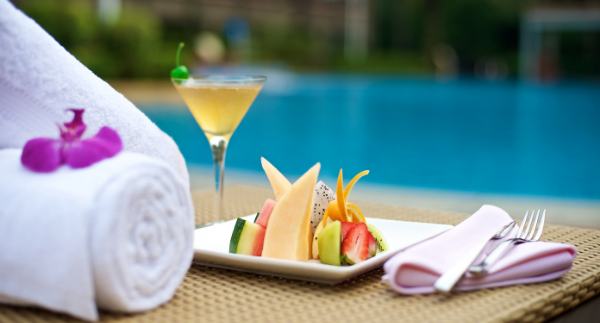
xmin=1 ymin=185 xmax=599 ymax=323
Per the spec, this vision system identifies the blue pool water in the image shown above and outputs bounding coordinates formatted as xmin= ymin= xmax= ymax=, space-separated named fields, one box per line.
xmin=142 ymin=75 xmax=600 ymax=200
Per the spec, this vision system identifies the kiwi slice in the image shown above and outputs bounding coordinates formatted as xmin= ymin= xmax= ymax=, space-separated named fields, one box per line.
xmin=367 ymin=223 xmax=389 ymax=254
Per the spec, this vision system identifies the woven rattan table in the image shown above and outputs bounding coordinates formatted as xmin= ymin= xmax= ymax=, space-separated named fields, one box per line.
xmin=1 ymin=185 xmax=599 ymax=323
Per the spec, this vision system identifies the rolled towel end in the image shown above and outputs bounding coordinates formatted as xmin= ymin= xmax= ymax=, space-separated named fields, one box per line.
xmin=90 ymin=156 xmax=195 ymax=312
xmin=0 ymin=150 xmax=194 ymax=320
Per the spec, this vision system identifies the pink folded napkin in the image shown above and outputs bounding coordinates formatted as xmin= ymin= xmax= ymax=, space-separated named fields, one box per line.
xmin=383 ymin=205 xmax=577 ymax=294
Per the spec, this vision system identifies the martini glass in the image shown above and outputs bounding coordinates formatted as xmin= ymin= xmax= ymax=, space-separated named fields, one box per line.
xmin=172 ymin=75 xmax=266 ymax=220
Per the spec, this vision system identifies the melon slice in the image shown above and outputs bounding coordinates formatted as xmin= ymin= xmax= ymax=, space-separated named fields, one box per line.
xmin=318 ymin=221 xmax=342 ymax=266
xmin=262 ymin=163 xmax=320 ymax=262
xmin=261 ymin=157 xmax=292 ymax=201
xmin=255 ymin=198 xmax=276 ymax=228
xmin=229 ymin=218 xmax=266 ymax=256
xmin=312 ymin=218 xmax=325 ymax=259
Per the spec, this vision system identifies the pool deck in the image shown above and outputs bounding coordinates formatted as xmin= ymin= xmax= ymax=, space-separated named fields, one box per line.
xmin=110 ymin=80 xmax=185 ymax=106
xmin=189 ymin=165 xmax=600 ymax=230
xmin=111 ymin=80 xmax=600 ymax=230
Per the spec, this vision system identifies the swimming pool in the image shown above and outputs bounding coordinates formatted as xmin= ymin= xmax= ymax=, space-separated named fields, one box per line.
xmin=141 ymin=74 xmax=600 ymax=200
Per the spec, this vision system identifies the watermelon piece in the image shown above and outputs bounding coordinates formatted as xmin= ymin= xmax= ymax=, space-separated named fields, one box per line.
xmin=341 ymin=222 xmax=375 ymax=265
xmin=229 ymin=218 xmax=246 ymax=254
xmin=255 ymin=198 xmax=276 ymax=228
xmin=229 ymin=218 xmax=266 ymax=256
xmin=367 ymin=229 xmax=376 ymax=258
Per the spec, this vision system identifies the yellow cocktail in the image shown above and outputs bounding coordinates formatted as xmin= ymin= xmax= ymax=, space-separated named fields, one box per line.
xmin=174 ymin=84 xmax=262 ymax=142
xmin=172 ymin=75 xmax=266 ymax=220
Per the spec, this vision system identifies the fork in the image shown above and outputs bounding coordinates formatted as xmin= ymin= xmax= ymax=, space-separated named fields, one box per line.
xmin=468 ymin=209 xmax=546 ymax=276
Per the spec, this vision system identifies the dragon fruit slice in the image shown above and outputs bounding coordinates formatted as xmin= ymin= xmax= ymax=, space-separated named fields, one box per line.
xmin=311 ymin=181 xmax=336 ymax=233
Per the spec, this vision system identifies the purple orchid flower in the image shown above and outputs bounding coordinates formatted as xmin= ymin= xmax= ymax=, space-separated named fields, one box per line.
xmin=21 ymin=109 xmax=123 ymax=172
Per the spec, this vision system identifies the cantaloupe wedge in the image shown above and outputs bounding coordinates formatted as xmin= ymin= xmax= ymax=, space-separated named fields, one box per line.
xmin=312 ymin=218 xmax=325 ymax=259
xmin=261 ymin=157 xmax=292 ymax=201
xmin=262 ymin=163 xmax=320 ymax=262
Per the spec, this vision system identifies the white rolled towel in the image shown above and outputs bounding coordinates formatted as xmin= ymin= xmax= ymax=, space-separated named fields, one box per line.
xmin=0 ymin=149 xmax=194 ymax=321
xmin=0 ymin=0 xmax=189 ymax=186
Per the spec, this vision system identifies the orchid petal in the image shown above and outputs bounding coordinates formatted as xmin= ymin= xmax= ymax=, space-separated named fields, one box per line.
xmin=63 ymin=126 xmax=123 ymax=169
xmin=62 ymin=109 xmax=86 ymax=140
xmin=21 ymin=138 xmax=64 ymax=172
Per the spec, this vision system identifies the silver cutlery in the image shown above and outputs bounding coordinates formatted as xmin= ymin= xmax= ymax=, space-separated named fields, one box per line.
xmin=468 ymin=209 xmax=546 ymax=276
xmin=434 ymin=220 xmax=516 ymax=293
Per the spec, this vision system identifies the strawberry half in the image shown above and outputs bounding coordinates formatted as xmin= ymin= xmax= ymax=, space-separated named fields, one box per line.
xmin=341 ymin=222 xmax=357 ymax=240
xmin=341 ymin=222 xmax=376 ymax=264
xmin=367 ymin=229 xmax=376 ymax=258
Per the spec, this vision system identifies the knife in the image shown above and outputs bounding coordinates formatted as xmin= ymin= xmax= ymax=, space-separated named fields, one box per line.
xmin=434 ymin=220 xmax=515 ymax=294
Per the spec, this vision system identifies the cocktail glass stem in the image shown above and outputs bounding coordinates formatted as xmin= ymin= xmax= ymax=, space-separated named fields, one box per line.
xmin=210 ymin=136 xmax=227 ymax=220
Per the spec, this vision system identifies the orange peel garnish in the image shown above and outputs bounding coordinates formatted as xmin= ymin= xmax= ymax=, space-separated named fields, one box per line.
xmin=344 ymin=170 xmax=369 ymax=201
xmin=346 ymin=203 xmax=366 ymax=223
xmin=323 ymin=201 xmax=343 ymax=224
xmin=336 ymin=169 xmax=348 ymax=222
xmin=322 ymin=169 xmax=369 ymax=228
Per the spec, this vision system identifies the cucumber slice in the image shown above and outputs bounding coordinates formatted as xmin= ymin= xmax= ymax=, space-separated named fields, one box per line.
xmin=253 ymin=212 xmax=260 ymax=223
xmin=367 ymin=223 xmax=389 ymax=254
xmin=229 ymin=218 xmax=247 ymax=253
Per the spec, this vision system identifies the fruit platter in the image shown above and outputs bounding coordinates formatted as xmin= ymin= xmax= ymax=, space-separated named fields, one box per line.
xmin=193 ymin=158 xmax=453 ymax=284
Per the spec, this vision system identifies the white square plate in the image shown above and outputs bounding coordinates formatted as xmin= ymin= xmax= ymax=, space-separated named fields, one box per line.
xmin=193 ymin=215 xmax=452 ymax=284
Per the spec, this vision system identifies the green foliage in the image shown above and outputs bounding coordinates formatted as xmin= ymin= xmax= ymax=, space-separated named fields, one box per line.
xmin=558 ymin=31 xmax=600 ymax=78
xmin=443 ymin=0 xmax=522 ymax=64
xmin=18 ymin=0 xmax=175 ymax=79
xmin=252 ymin=25 xmax=337 ymax=70
xmin=18 ymin=0 xmax=591 ymax=78
xmin=373 ymin=0 xmax=524 ymax=75
xmin=19 ymin=0 xmax=96 ymax=49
